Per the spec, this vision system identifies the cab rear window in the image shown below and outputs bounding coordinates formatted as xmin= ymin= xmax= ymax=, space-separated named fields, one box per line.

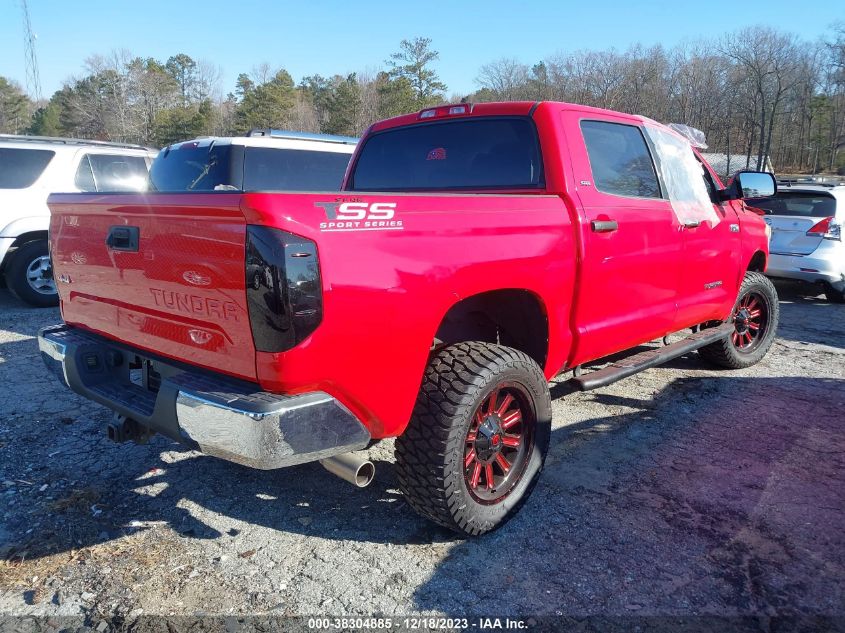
xmin=0 ymin=148 xmax=55 ymax=189
xmin=750 ymin=193 xmax=836 ymax=218
xmin=349 ymin=117 xmax=543 ymax=191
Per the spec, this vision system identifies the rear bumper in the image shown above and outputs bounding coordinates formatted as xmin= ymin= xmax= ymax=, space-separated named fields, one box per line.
xmin=38 ymin=324 xmax=370 ymax=469
xmin=767 ymin=246 xmax=845 ymax=291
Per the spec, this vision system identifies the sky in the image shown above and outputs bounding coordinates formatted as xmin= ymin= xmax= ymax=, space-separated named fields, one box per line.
xmin=1 ymin=0 xmax=842 ymax=100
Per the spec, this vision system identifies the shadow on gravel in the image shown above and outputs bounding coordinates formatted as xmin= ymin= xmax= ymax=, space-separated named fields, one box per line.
xmin=772 ymin=281 xmax=845 ymax=349
xmin=0 ymin=289 xmax=59 ymax=337
xmin=410 ymin=375 xmax=845 ymax=617
xmin=4 ymin=366 xmax=844 ymax=618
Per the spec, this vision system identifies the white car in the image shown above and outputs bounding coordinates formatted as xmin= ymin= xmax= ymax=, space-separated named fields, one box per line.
xmin=148 ymin=129 xmax=357 ymax=193
xmin=0 ymin=135 xmax=157 ymax=307
xmin=750 ymin=183 xmax=845 ymax=303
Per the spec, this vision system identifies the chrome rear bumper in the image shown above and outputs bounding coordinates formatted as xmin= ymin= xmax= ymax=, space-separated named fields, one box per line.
xmin=38 ymin=325 xmax=370 ymax=469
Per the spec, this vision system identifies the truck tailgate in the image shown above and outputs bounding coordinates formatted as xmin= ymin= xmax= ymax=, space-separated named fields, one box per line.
xmin=48 ymin=193 xmax=257 ymax=381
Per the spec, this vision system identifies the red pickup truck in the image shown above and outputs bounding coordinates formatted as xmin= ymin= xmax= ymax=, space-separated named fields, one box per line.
xmin=39 ymin=102 xmax=779 ymax=536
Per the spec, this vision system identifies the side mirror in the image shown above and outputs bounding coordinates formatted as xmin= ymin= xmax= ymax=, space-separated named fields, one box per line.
xmin=722 ymin=170 xmax=777 ymax=201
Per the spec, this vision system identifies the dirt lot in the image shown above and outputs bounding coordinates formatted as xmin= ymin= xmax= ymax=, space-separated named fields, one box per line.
xmin=0 ymin=282 xmax=843 ymax=626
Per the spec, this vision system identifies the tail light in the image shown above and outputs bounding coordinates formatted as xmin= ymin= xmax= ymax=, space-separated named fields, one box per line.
xmin=806 ymin=217 xmax=841 ymax=241
xmin=245 ymin=226 xmax=322 ymax=352
xmin=418 ymin=103 xmax=472 ymax=120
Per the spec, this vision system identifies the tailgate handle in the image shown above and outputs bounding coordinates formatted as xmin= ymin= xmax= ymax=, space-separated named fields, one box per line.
xmin=106 ymin=226 xmax=139 ymax=252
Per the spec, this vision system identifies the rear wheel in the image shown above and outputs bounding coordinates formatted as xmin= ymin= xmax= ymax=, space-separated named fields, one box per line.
xmin=395 ymin=342 xmax=551 ymax=536
xmin=825 ymin=284 xmax=845 ymax=304
xmin=4 ymin=240 xmax=59 ymax=308
xmin=699 ymin=271 xmax=779 ymax=369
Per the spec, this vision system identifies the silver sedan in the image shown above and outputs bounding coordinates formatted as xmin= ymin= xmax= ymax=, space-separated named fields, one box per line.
xmin=750 ymin=184 xmax=845 ymax=303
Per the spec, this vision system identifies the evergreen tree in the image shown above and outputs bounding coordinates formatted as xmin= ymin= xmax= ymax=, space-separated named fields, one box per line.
xmin=0 ymin=77 xmax=32 ymax=134
xmin=387 ymin=37 xmax=446 ymax=107
xmin=234 ymin=69 xmax=296 ymax=133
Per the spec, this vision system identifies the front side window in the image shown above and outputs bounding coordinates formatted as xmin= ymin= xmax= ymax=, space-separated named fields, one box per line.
xmin=0 ymin=148 xmax=55 ymax=189
xmin=580 ymin=121 xmax=660 ymax=199
xmin=644 ymin=125 xmax=719 ymax=225
xmin=88 ymin=154 xmax=149 ymax=192
xmin=350 ymin=117 xmax=543 ymax=191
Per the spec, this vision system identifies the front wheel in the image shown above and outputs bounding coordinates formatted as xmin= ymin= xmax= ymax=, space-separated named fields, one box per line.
xmin=4 ymin=240 xmax=59 ymax=308
xmin=395 ymin=342 xmax=551 ymax=536
xmin=698 ymin=271 xmax=779 ymax=369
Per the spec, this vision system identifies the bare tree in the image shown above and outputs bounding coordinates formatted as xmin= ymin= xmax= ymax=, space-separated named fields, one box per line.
xmin=720 ymin=27 xmax=800 ymax=170
xmin=476 ymin=58 xmax=529 ymax=100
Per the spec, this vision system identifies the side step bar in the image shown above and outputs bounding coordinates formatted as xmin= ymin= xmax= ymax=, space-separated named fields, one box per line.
xmin=572 ymin=323 xmax=734 ymax=391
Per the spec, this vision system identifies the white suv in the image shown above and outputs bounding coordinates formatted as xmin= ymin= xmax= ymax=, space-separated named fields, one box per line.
xmin=148 ymin=129 xmax=357 ymax=192
xmin=0 ymin=135 xmax=157 ymax=307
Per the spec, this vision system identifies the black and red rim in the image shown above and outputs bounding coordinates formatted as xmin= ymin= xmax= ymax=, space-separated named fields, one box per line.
xmin=463 ymin=382 xmax=534 ymax=504
xmin=731 ymin=290 xmax=769 ymax=353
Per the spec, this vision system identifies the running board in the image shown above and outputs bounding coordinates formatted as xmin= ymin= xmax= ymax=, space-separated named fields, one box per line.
xmin=571 ymin=324 xmax=733 ymax=391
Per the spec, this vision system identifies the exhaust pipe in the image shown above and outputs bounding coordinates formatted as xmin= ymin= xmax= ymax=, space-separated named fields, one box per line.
xmin=320 ymin=453 xmax=375 ymax=488
xmin=107 ymin=414 xmax=154 ymax=445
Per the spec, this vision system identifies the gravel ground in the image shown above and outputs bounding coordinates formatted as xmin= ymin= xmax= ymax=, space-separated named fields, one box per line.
xmin=0 ymin=282 xmax=843 ymax=625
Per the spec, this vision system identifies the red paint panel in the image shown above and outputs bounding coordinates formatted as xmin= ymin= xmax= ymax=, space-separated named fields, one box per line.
xmin=243 ymin=191 xmax=574 ymax=438
xmin=48 ymin=193 xmax=257 ymax=380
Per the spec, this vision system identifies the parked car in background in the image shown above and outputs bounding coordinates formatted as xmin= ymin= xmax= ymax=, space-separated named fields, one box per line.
xmin=0 ymin=135 xmax=157 ymax=307
xmin=148 ymin=129 xmax=357 ymax=193
xmin=748 ymin=184 xmax=844 ymax=303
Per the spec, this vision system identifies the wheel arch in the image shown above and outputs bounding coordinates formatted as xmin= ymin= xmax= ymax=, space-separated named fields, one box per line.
xmin=747 ymin=250 xmax=767 ymax=273
xmin=1 ymin=231 xmax=49 ymax=271
xmin=433 ymin=288 xmax=549 ymax=370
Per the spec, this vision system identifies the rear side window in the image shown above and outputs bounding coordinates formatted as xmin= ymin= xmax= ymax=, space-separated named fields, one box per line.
xmin=350 ymin=117 xmax=543 ymax=191
xmin=149 ymin=144 xmax=238 ymax=191
xmin=750 ymin=193 xmax=836 ymax=218
xmin=243 ymin=148 xmax=351 ymax=191
xmin=0 ymin=148 xmax=55 ymax=189
xmin=581 ymin=121 xmax=660 ymax=199
xmin=75 ymin=156 xmax=96 ymax=192
xmin=88 ymin=154 xmax=149 ymax=192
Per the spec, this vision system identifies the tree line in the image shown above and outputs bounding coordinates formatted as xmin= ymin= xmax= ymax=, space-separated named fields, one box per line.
xmin=1 ymin=27 xmax=844 ymax=174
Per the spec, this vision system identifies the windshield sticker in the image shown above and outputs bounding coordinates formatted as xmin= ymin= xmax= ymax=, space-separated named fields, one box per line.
xmin=426 ymin=147 xmax=447 ymax=161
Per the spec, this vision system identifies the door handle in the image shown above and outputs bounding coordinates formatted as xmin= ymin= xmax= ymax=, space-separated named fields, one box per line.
xmin=106 ymin=226 xmax=139 ymax=251
xmin=590 ymin=219 xmax=618 ymax=233
xmin=683 ymin=220 xmax=702 ymax=229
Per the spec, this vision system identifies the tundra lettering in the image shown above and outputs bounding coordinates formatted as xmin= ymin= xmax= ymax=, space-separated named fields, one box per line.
xmin=149 ymin=288 xmax=239 ymax=322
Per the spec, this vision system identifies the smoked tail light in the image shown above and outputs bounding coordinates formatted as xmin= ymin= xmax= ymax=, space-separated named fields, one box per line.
xmin=806 ymin=216 xmax=841 ymax=241
xmin=245 ymin=226 xmax=322 ymax=353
